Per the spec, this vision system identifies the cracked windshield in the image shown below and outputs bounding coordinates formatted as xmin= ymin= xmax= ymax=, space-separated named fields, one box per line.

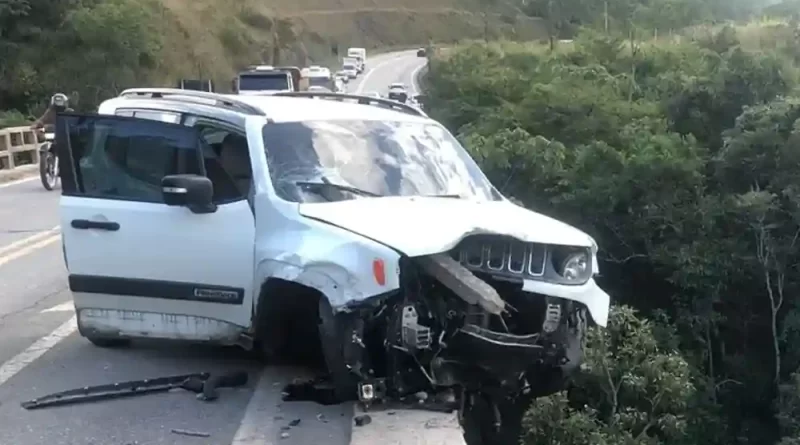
xmin=0 ymin=0 xmax=793 ymax=444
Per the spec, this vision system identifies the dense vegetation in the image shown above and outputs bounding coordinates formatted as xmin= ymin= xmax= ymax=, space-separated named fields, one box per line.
xmin=424 ymin=2 xmax=800 ymax=444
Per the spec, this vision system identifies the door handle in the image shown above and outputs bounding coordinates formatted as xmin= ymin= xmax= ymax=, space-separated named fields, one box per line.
xmin=71 ymin=219 xmax=120 ymax=231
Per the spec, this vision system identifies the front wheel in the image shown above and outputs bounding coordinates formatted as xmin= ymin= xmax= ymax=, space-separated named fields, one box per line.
xmin=39 ymin=150 xmax=58 ymax=191
xmin=459 ymin=392 xmax=531 ymax=445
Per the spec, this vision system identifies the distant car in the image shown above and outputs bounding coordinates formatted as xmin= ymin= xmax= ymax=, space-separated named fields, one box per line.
xmin=342 ymin=63 xmax=358 ymax=79
xmin=387 ymin=83 xmax=408 ymax=103
xmin=308 ymin=86 xmax=332 ymax=93
xmin=417 ymin=48 xmax=426 ymax=57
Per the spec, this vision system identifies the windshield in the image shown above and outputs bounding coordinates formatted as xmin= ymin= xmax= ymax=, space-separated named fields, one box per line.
xmin=262 ymin=120 xmax=501 ymax=202
xmin=238 ymin=74 xmax=289 ymax=91
xmin=343 ymin=64 xmax=355 ymax=71
xmin=308 ymin=77 xmax=331 ymax=87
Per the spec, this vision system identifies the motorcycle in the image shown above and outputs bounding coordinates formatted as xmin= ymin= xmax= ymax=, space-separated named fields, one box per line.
xmin=37 ymin=126 xmax=58 ymax=191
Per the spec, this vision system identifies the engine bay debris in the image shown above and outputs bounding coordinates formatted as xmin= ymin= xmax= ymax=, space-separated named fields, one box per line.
xmin=414 ymin=253 xmax=506 ymax=315
xmin=278 ymin=243 xmax=599 ymax=445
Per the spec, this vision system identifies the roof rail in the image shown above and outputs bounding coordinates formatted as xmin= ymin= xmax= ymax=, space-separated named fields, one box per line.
xmin=118 ymin=88 xmax=266 ymax=116
xmin=271 ymin=91 xmax=426 ymax=117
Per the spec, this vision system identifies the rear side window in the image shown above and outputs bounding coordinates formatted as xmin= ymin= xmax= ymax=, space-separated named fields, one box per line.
xmin=57 ymin=114 xmax=203 ymax=203
xmin=238 ymin=74 xmax=289 ymax=91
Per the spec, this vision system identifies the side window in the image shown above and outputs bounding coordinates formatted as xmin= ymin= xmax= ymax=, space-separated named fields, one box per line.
xmin=58 ymin=114 xmax=203 ymax=203
xmin=197 ymin=124 xmax=252 ymax=204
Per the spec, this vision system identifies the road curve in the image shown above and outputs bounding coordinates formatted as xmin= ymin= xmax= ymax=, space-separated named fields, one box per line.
xmin=0 ymin=50 xmax=463 ymax=445
xmin=347 ymin=49 xmax=428 ymax=96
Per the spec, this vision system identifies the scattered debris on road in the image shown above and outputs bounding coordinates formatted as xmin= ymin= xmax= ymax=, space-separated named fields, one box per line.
xmin=170 ymin=428 xmax=211 ymax=438
xmin=282 ymin=377 xmax=340 ymax=405
xmin=20 ymin=371 xmax=249 ymax=410
xmin=354 ymin=414 xmax=372 ymax=426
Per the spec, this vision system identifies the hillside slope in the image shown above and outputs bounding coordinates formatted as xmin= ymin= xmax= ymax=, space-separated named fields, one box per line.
xmin=153 ymin=0 xmax=547 ymax=85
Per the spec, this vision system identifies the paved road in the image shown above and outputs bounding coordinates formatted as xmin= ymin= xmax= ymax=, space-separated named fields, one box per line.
xmin=346 ymin=49 xmax=427 ymax=96
xmin=0 ymin=50 xmax=447 ymax=445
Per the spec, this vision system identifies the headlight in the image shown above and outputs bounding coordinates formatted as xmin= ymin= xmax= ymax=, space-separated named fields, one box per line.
xmin=559 ymin=252 xmax=591 ymax=282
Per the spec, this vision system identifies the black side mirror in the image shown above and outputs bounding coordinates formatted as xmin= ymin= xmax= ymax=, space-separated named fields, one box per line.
xmin=162 ymin=174 xmax=216 ymax=214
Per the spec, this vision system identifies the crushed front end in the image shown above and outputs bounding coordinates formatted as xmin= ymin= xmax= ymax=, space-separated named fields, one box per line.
xmin=320 ymin=234 xmax=607 ymax=434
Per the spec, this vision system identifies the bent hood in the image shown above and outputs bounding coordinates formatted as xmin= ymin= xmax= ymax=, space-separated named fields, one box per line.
xmin=298 ymin=197 xmax=594 ymax=257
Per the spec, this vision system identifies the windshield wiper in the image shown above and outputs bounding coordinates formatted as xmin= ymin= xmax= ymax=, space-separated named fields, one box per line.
xmin=295 ymin=181 xmax=382 ymax=198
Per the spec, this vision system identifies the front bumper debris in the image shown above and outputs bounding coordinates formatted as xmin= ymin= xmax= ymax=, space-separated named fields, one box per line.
xmin=21 ymin=371 xmax=248 ymax=410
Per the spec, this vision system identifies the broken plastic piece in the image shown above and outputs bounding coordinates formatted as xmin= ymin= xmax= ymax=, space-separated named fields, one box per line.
xmin=415 ymin=254 xmax=506 ymax=315
xmin=171 ymin=428 xmax=211 ymax=438
xmin=21 ymin=371 xmax=249 ymax=410
xmin=400 ymin=305 xmax=432 ymax=350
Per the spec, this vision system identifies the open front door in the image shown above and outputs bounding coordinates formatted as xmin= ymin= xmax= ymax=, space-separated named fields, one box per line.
xmin=56 ymin=113 xmax=256 ymax=343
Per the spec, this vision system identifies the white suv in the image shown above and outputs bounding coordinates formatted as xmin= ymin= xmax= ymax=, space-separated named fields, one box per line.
xmin=55 ymin=88 xmax=610 ymax=445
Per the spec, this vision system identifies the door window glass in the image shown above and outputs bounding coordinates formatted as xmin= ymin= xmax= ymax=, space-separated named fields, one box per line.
xmin=57 ymin=114 xmax=203 ymax=203
xmin=197 ymin=125 xmax=251 ymax=203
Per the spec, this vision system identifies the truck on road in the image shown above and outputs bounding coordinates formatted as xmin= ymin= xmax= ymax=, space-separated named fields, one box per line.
xmin=232 ymin=65 xmax=307 ymax=94
xmin=347 ymin=47 xmax=367 ymax=73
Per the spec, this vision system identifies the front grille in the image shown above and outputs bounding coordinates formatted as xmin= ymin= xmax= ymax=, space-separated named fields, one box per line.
xmin=450 ymin=235 xmax=546 ymax=278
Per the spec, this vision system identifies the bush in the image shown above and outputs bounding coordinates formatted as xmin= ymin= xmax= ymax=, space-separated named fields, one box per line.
xmin=521 ymin=306 xmax=695 ymax=445
xmin=0 ymin=110 xmax=30 ymax=129
xmin=425 ymin=24 xmax=800 ymax=445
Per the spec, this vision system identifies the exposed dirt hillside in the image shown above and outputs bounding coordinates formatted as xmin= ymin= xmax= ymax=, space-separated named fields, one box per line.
xmin=150 ymin=0 xmax=547 ymax=85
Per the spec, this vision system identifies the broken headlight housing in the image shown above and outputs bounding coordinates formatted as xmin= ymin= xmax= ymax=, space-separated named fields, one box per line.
xmin=552 ymin=248 xmax=592 ymax=284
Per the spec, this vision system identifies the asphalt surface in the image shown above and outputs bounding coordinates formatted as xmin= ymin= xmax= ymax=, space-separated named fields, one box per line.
xmin=0 ymin=49 xmax=436 ymax=445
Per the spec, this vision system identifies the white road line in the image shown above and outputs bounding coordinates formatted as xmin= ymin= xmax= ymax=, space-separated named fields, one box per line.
xmin=410 ymin=62 xmax=426 ymax=94
xmin=41 ymin=302 xmax=74 ymax=313
xmin=0 ymin=233 xmax=61 ymax=268
xmin=231 ymin=368 xmax=286 ymax=444
xmin=350 ymin=404 xmax=466 ymax=445
xmin=0 ymin=225 xmax=59 ymax=258
xmin=0 ymin=174 xmax=38 ymax=189
xmin=0 ymin=315 xmax=77 ymax=388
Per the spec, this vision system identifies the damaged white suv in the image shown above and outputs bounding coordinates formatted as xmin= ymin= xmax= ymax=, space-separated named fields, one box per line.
xmin=55 ymin=89 xmax=609 ymax=445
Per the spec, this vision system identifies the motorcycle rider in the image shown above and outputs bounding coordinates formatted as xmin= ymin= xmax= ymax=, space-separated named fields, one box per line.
xmin=31 ymin=93 xmax=72 ymax=191
xmin=30 ymin=93 xmax=72 ymax=131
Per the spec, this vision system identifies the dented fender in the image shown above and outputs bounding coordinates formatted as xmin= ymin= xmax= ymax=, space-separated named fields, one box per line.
xmin=522 ymin=278 xmax=610 ymax=327
xmin=254 ymin=245 xmax=401 ymax=311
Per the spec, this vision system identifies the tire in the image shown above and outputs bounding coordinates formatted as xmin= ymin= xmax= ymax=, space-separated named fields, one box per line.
xmin=460 ymin=393 xmax=531 ymax=445
xmin=39 ymin=151 xmax=57 ymax=191
xmin=86 ymin=336 xmax=131 ymax=348
xmin=317 ymin=298 xmax=358 ymax=402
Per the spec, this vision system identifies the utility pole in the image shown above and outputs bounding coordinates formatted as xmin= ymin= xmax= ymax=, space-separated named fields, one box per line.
xmin=604 ymin=1 xmax=609 ymax=33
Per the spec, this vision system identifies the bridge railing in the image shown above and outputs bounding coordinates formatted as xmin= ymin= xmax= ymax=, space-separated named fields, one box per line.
xmin=0 ymin=126 xmax=40 ymax=171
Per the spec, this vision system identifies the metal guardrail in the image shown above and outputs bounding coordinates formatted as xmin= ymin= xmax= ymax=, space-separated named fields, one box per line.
xmin=0 ymin=126 xmax=39 ymax=171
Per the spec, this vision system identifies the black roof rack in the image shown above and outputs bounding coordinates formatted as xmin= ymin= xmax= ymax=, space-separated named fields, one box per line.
xmin=271 ymin=91 xmax=426 ymax=117
xmin=119 ymin=88 xmax=266 ymax=116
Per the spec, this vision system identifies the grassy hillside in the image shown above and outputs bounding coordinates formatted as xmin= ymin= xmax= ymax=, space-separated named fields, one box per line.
xmin=0 ymin=0 xmax=546 ymax=118
xmin=152 ymin=0 xmax=548 ymax=86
